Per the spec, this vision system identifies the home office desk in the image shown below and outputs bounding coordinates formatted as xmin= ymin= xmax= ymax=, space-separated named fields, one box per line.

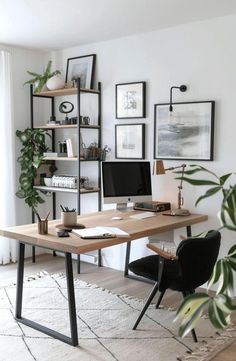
xmin=0 ymin=209 xmax=207 ymax=346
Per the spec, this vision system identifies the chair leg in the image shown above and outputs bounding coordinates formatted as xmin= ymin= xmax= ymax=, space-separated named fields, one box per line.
xmin=182 ymin=291 xmax=198 ymax=343
xmin=133 ymin=282 xmax=159 ymax=330
xmin=155 ymin=290 xmax=166 ymax=309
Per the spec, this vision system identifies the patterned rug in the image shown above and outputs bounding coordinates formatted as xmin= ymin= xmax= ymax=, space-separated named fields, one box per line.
xmin=0 ymin=272 xmax=235 ymax=361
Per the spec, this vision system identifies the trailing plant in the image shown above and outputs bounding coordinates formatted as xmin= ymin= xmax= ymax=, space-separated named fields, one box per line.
xmin=174 ymin=165 xmax=236 ymax=337
xmin=16 ymin=128 xmax=50 ymax=210
xmin=24 ymin=60 xmax=61 ymax=93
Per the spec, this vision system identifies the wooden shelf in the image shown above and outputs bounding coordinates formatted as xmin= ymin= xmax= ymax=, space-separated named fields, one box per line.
xmin=34 ymin=124 xmax=100 ymax=130
xmin=33 ymin=87 xmax=100 ymax=97
xmin=34 ymin=186 xmax=100 ymax=194
xmin=34 ymin=124 xmax=77 ymax=129
xmin=44 ymin=157 xmax=78 ymax=161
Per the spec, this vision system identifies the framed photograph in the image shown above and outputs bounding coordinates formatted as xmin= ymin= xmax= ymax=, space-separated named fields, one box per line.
xmin=65 ymin=54 xmax=96 ymax=89
xmin=116 ymin=82 xmax=146 ymax=119
xmin=115 ymin=123 xmax=145 ymax=159
xmin=154 ymin=101 xmax=215 ymax=161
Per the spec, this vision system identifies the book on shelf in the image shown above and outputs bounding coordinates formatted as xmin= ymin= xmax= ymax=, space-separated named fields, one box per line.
xmin=72 ymin=226 xmax=130 ymax=239
xmin=43 ymin=152 xmax=67 ymax=157
xmin=66 ymin=138 xmax=74 ymax=158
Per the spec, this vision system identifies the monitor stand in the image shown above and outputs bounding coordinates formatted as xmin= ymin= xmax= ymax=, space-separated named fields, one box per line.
xmin=116 ymin=203 xmax=130 ymax=212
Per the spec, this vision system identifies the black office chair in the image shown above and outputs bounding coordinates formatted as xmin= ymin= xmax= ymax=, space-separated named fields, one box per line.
xmin=128 ymin=230 xmax=221 ymax=342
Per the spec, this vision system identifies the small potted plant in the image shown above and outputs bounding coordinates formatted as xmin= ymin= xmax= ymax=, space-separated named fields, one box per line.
xmin=24 ymin=60 xmax=62 ymax=93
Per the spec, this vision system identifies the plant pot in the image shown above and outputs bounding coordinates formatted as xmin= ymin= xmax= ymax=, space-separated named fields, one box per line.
xmin=47 ymin=75 xmax=65 ymax=91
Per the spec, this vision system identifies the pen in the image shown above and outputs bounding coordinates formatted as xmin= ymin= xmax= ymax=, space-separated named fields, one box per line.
xmin=45 ymin=211 xmax=50 ymax=221
xmin=34 ymin=211 xmax=41 ymax=222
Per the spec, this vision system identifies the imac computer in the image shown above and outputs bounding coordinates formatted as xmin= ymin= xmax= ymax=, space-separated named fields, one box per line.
xmin=102 ymin=161 xmax=152 ymax=211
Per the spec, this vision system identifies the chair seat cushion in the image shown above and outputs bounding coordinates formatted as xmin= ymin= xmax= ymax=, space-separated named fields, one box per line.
xmin=128 ymin=255 xmax=183 ymax=291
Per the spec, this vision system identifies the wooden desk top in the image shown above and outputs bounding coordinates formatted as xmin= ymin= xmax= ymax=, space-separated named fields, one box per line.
xmin=0 ymin=209 xmax=208 ymax=254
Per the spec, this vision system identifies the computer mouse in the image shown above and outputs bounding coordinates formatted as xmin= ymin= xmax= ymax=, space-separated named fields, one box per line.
xmin=111 ymin=216 xmax=123 ymax=220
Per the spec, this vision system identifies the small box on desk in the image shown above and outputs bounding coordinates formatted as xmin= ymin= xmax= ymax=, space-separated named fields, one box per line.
xmin=133 ymin=201 xmax=171 ymax=213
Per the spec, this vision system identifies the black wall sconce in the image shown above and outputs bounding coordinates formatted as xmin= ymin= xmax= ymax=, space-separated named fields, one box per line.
xmin=169 ymin=85 xmax=187 ymax=111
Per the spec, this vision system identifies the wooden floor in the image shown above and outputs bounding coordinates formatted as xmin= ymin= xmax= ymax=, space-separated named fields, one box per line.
xmin=1 ymin=253 xmax=235 ymax=360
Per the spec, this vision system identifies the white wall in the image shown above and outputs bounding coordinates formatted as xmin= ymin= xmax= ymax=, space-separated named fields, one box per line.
xmin=48 ymin=13 xmax=236 ymax=275
xmin=0 ymin=44 xmax=46 ymax=258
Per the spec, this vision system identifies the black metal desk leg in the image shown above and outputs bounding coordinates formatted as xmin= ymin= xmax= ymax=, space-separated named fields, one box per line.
xmin=15 ymin=245 xmax=78 ymax=346
xmin=124 ymin=241 xmax=131 ymax=276
xmin=98 ymin=249 xmax=102 ymax=267
xmin=186 ymin=225 xmax=192 ymax=237
xmin=16 ymin=242 xmax=25 ymax=318
xmin=65 ymin=253 xmax=78 ymax=346
xmin=32 ymin=246 xmax=35 ymax=263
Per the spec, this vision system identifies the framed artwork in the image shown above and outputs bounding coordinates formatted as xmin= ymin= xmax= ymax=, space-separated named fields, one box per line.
xmin=115 ymin=82 xmax=146 ymax=119
xmin=115 ymin=123 xmax=145 ymax=159
xmin=154 ymin=101 xmax=215 ymax=161
xmin=65 ymin=54 xmax=96 ymax=89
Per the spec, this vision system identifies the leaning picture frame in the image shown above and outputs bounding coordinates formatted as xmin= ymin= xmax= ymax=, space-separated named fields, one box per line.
xmin=115 ymin=82 xmax=146 ymax=119
xmin=154 ymin=101 xmax=215 ymax=161
xmin=115 ymin=123 xmax=145 ymax=159
xmin=65 ymin=54 xmax=96 ymax=89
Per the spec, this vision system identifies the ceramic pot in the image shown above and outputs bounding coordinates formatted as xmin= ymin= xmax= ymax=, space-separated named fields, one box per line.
xmin=61 ymin=211 xmax=77 ymax=227
xmin=46 ymin=75 xmax=65 ymax=91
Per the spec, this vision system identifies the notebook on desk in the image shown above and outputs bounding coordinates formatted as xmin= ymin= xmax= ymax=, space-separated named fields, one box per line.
xmin=73 ymin=226 xmax=130 ymax=239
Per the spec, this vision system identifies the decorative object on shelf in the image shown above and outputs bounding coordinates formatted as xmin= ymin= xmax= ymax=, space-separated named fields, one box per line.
xmin=80 ymin=176 xmax=89 ymax=189
xmin=16 ymin=128 xmax=50 ymax=210
xmin=59 ymin=101 xmax=74 ymax=124
xmin=82 ymin=142 xmax=105 ymax=160
xmin=115 ymin=123 xmax=145 ymax=159
xmin=43 ymin=177 xmax=52 ymax=187
xmin=153 ymin=160 xmax=190 ymax=216
xmin=66 ymin=138 xmax=74 ymax=158
xmin=115 ymin=81 xmax=146 ymax=119
xmin=154 ymin=101 xmax=215 ymax=160
xmin=46 ymin=75 xmax=65 ymax=91
xmin=24 ymin=60 xmax=61 ymax=94
xmin=52 ymin=175 xmax=78 ymax=189
xmin=101 ymin=145 xmax=111 ymax=161
xmin=65 ymin=54 xmax=96 ymax=89
xmin=80 ymin=116 xmax=90 ymax=125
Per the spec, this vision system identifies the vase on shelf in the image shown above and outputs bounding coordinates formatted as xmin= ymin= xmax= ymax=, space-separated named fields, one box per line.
xmin=46 ymin=75 xmax=65 ymax=91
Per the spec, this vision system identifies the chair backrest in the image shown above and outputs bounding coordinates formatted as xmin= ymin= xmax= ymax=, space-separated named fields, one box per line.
xmin=176 ymin=230 xmax=221 ymax=290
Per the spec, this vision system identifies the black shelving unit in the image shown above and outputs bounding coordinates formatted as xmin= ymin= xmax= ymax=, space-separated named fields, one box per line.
xmin=30 ymin=81 xmax=102 ymax=272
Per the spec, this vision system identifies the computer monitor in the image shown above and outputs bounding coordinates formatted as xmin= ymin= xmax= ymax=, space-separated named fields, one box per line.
xmin=102 ymin=161 xmax=152 ymax=210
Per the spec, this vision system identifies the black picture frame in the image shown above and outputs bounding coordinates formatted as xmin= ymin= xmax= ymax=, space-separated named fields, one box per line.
xmin=154 ymin=101 xmax=215 ymax=161
xmin=115 ymin=123 xmax=145 ymax=159
xmin=115 ymin=82 xmax=146 ymax=119
xmin=65 ymin=54 xmax=96 ymax=89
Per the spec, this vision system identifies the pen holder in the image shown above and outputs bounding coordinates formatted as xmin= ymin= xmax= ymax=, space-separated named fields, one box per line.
xmin=61 ymin=211 xmax=77 ymax=227
xmin=38 ymin=219 xmax=48 ymax=235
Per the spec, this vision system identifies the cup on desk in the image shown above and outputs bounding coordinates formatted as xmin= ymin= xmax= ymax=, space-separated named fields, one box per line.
xmin=37 ymin=219 xmax=48 ymax=235
xmin=61 ymin=211 xmax=77 ymax=227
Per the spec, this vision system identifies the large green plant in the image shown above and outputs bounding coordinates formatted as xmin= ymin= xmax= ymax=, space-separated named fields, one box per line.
xmin=174 ymin=165 xmax=236 ymax=337
xmin=16 ymin=128 xmax=49 ymax=210
xmin=24 ymin=60 xmax=61 ymax=93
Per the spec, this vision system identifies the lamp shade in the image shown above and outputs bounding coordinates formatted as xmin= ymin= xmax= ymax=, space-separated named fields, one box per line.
xmin=153 ymin=160 xmax=165 ymax=175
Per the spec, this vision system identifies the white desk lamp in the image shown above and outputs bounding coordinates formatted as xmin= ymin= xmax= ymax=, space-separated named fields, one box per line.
xmin=153 ymin=160 xmax=190 ymax=216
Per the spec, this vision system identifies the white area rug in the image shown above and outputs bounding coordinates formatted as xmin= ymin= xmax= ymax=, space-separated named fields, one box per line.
xmin=0 ymin=272 xmax=235 ymax=361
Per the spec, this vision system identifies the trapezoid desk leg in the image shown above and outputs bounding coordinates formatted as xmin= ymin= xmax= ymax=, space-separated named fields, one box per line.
xmin=65 ymin=252 xmax=78 ymax=346
xmin=15 ymin=244 xmax=78 ymax=346
xmin=98 ymin=249 xmax=102 ymax=267
xmin=32 ymin=246 xmax=35 ymax=263
xmin=16 ymin=242 xmax=25 ymax=318
xmin=124 ymin=241 xmax=131 ymax=276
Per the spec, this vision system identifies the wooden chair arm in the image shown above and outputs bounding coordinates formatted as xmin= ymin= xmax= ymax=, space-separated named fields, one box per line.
xmin=147 ymin=243 xmax=178 ymax=261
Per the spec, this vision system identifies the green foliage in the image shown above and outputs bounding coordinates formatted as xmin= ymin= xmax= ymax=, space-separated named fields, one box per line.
xmin=24 ymin=60 xmax=61 ymax=93
xmin=16 ymin=128 xmax=49 ymax=211
xmin=174 ymin=165 xmax=236 ymax=337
